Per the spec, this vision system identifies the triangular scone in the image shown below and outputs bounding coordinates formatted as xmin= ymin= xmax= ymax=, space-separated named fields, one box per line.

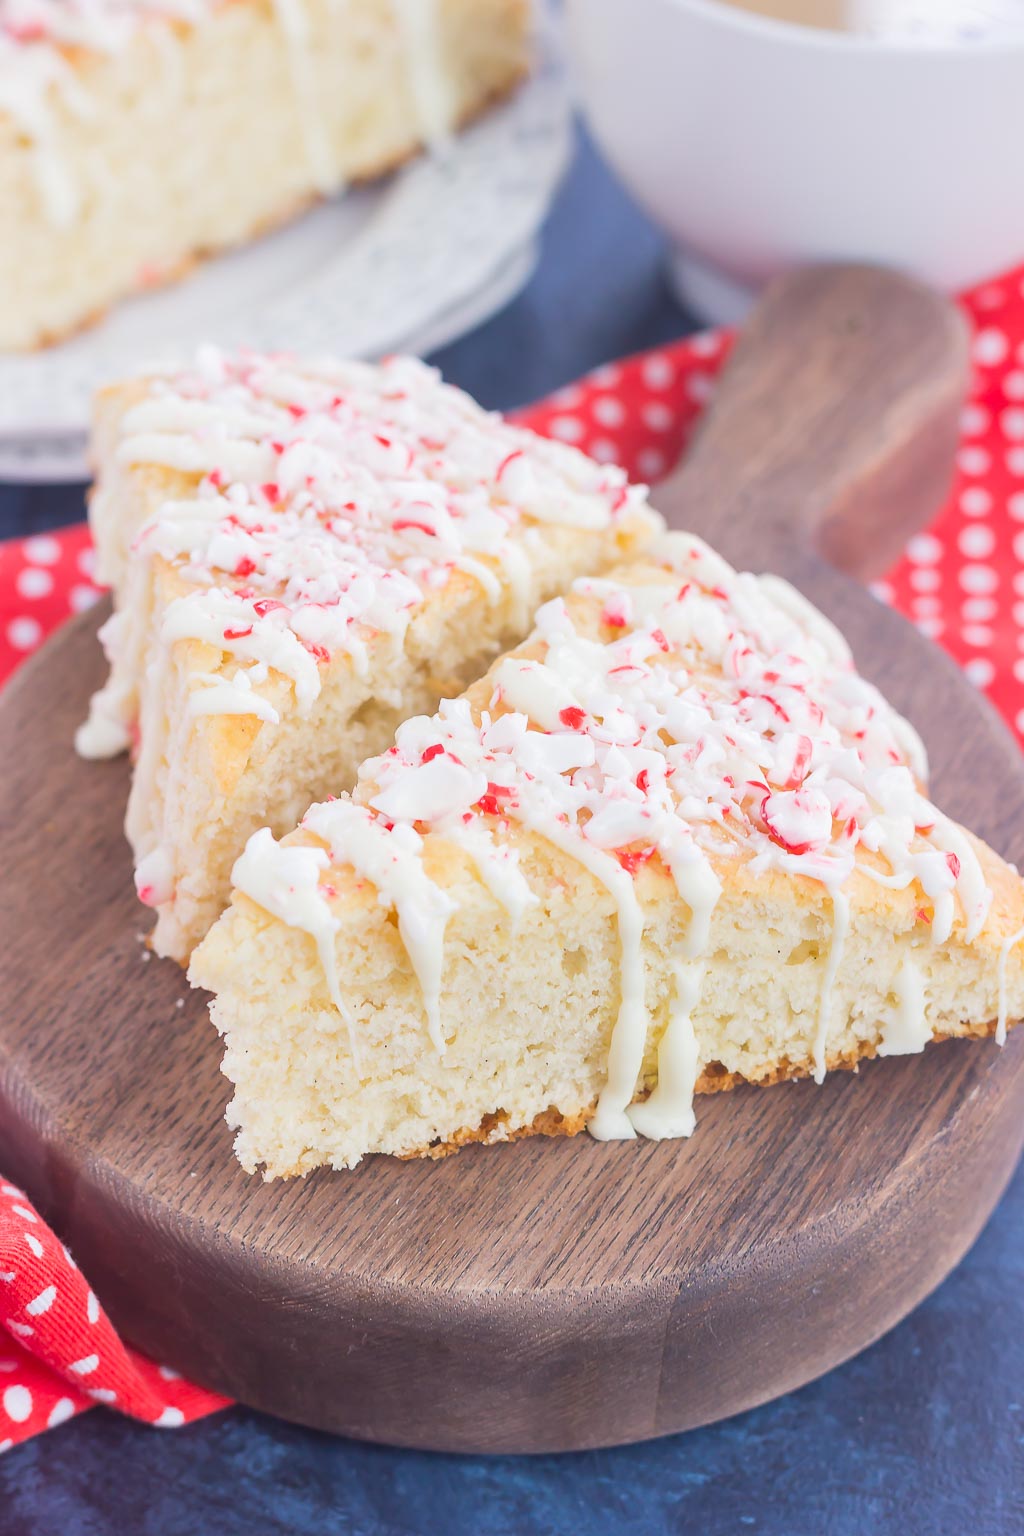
xmin=78 ymin=350 xmax=660 ymax=960
xmin=190 ymin=532 xmax=1024 ymax=1177
xmin=3 ymin=0 xmax=528 ymax=351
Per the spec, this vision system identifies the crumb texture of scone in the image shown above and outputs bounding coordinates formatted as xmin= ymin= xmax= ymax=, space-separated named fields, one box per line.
xmin=0 ymin=0 xmax=529 ymax=351
xmin=189 ymin=531 xmax=1024 ymax=1177
xmin=79 ymin=348 xmax=662 ymax=960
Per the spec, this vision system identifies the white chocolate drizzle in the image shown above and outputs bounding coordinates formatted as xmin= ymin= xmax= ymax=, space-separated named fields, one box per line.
xmin=188 ymin=669 xmax=281 ymax=725
xmin=82 ymin=348 xmax=655 ymax=930
xmin=628 ymin=961 xmax=704 ymax=1140
xmin=79 ymin=346 xmax=651 ymax=759
xmin=270 ymin=0 xmax=333 ymax=194
xmin=75 ymin=613 xmax=134 ymax=757
xmin=878 ymin=955 xmax=930 ymax=1056
xmin=231 ymin=827 xmax=360 ymax=1067
xmin=303 ymin=801 xmax=455 ymax=1054
xmin=228 ymin=532 xmax=998 ymax=1136
xmin=529 ymin=814 xmax=647 ymax=1144
xmin=134 ymin=844 xmax=174 ymax=908
xmin=996 ymin=925 xmax=1024 ymax=1047
xmin=391 ymin=0 xmax=457 ymax=147
xmin=813 ymin=887 xmax=849 ymax=1083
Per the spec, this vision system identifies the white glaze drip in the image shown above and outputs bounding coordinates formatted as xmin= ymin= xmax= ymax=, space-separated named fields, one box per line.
xmin=628 ymin=961 xmax=704 ymax=1140
xmin=79 ymin=350 xmax=651 ymax=750
xmin=928 ymin=819 xmax=991 ymax=942
xmin=162 ymin=588 xmax=322 ymax=713
xmin=75 ymin=677 xmax=133 ymax=756
xmin=440 ymin=820 xmax=537 ymax=926
xmin=270 ymin=0 xmax=333 ymax=191
xmin=531 ymin=816 xmax=646 ymax=1143
xmin=0 ymin=46 xmax=85 ymax=226
xmin=390 ymin=0 xmax=455 ymax=146
xmin=878 ymin=955 xmax=930 ymax=1056
xmin=2 ymin=0 xmax=464 ymax=226
xmin=226 ymin=538 xmax=995 ymax=1141
xmin=74 ymin=612 xmax=134 ymax=757
xmin=996 ymin=926 xmax=1024 ymax=1046
xmin=231 ymin=827 xmax=361 ymax=1069
xmin=134 ymin=845 xmax=174 ymax=908
xmin=188 ymin=669 xmax=281 ymax=725
xmin=813 ymin=888 xmax=849 ymax=1083
xmin=302 ymin=801 xmax=455 ymax=1055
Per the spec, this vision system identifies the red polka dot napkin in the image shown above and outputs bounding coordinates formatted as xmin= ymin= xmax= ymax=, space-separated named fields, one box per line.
xmin=0 ymin=1181 xmax=231 ymax=1451
xmin=2 ymin=264 xmax=1024 ymax=1453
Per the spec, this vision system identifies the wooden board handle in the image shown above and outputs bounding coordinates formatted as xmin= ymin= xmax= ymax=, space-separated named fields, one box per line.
xmin=659 ymin=264 xmax=970 ymax=582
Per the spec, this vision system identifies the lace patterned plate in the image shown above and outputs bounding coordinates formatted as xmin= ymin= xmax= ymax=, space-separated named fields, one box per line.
xmin=0 ymin=10 xmax=569 ymax=485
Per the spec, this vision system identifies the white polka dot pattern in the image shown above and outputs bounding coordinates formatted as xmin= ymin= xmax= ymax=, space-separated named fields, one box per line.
xmin=1 ymin=269 xmax=1024 ymax=1451
xmin=880 ymin=272 xmax=1024 ymax=729
xmin=0 ymin=525 xmax=102 ymax=680
xmin=0 ymin=1180 xmax=230 ymax=1450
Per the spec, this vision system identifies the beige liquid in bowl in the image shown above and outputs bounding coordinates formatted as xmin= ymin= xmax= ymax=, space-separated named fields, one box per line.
xmin=715 ymin=0 xmax=1023 ymax=41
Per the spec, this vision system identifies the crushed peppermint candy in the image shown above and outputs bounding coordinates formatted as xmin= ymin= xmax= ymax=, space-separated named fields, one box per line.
xmin=231 ymin=531 xmax=995 ymax=1144
xmin=77 ymin=349 xmax=654 ymax=758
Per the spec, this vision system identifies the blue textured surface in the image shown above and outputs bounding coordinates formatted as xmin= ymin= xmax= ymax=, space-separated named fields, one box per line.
xmin=1 ymin=131 xmax=1022 ymax=1534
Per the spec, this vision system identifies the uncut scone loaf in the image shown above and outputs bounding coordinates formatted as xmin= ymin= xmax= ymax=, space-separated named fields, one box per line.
xmin=0 ymin=0 xmax=528 ymax=351
xmin=77 ymin=348 xmax=661 ymax=961
xmin=189 ymin=531 xmax=1024 ymax=1177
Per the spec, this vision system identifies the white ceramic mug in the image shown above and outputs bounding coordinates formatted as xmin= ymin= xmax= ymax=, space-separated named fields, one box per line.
xmin=565 ymin=0 xmax=1024 ymax=322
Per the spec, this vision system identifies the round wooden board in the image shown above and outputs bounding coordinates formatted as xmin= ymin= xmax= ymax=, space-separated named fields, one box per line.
xmin=3 ymin=268 xmax=1024 ymax=1454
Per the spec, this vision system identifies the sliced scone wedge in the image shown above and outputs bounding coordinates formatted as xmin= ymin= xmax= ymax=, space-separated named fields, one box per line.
xmin=190 ymin=532 xmax=1024 ymax=1177
xmin=78 ymin=349 xmax=660 ymax=960
xmin=2 ymin=0 xmax=529 ymax=351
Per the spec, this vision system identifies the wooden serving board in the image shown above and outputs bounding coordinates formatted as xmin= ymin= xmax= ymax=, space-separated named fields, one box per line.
xmin=2 ymin=268 xmax=1024 ymax=1455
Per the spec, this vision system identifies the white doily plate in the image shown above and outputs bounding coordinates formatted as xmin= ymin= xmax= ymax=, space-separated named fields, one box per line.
xmin=0 ymin=10 xmax=569 ymax=484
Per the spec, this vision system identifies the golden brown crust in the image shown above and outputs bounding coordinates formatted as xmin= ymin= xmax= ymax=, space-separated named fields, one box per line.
xmin=256 ymin=1010 xmax=1013 ymax=1176
xmin=399 ymin=1014 xmax=1009 ymax=1162
xmin=400 ymin=1104 xmax=592 ymax=1161
xmin=695 ymin=1013 xmax=1004 ymax=1094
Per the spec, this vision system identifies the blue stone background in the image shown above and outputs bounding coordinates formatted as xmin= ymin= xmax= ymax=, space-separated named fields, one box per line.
xmin=1 ymin=132 xmax=1022 ymax=1535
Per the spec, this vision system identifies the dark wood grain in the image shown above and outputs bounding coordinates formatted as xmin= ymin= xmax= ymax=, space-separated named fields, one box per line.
xmin=2 ymin=266 xmax=1022 ymax=1455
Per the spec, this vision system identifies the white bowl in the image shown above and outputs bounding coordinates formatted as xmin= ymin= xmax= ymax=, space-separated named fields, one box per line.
xmin=565 ymin=0 xmax=1024 ymax=322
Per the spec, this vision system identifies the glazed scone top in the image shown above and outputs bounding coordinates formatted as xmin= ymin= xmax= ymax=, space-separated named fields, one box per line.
xmin=77 ymin=348 xmax=657 ymax=754
xmin=0 ymin=0 xmax=464 ymax=225
xmin=231 ymin=532 xmax=999 ymax=1142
